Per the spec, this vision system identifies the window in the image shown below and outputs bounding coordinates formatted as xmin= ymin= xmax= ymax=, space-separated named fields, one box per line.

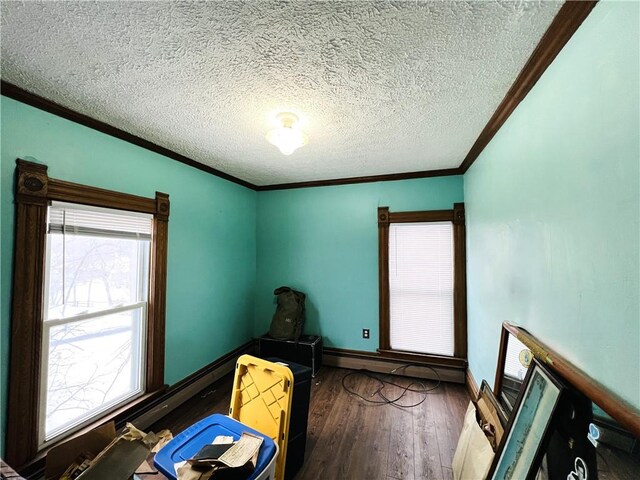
xmin=389 ymin=221 xmax=454 ymax=356
xmin=40 ymin=203 xmax=152 ymax=444
xmin=378 ymin=205 xmax=467 ymax=362
xmin=7 ymin=160 xmax=169 ymax=467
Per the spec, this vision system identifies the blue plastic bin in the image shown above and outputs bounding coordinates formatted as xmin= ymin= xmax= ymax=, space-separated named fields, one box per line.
xmin=154 ymin=413 xmax=278 ymax=480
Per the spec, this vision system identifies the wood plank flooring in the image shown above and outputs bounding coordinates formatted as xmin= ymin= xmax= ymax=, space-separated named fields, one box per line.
xmin=150 ymin=366 xmax=470 ymax=479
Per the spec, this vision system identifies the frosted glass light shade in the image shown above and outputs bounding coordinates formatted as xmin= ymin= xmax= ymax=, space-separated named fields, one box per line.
xmin=266 ymin=112 xmax=309 ymax=155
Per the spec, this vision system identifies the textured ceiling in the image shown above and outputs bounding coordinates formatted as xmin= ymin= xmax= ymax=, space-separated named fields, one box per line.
xmin=1 ymin=1 xmax=562 ymax=186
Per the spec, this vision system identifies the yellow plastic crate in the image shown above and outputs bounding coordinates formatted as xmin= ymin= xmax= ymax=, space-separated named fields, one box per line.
xmin=229 ymin=355 xmax=294 ymax=480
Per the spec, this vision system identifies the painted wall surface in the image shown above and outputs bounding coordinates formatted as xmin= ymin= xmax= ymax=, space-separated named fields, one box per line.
xmin=464 ymin=0 xmax=640 ymax=407
xmin=255 ymin=177 xmax=464 ymax=350
xmin=0 ymin=97 xmax=257 ymax=452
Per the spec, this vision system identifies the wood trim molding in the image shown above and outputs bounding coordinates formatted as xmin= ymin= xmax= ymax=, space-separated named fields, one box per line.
xmin=1 ymin=81 xmax=255 ymax=190
xmin=6 ymin=159 xmax=171 ymax=468
xmin=501 ymin=322 xmax=640 ymax=438
xmin=323 ymin=347 xmax=465 ymax=384
xmin=47 ymin=178 xmax=157 ymax=213
xmin=377 ymin=207 xmax=390 ymax=350
xmin=15 ymin=160 xmax=49 ymax=205
xmin=7 ymin=160 xmax=50 ymax=464
xmin=118 ymin=339 xmax=257 ymax=435
xmin=452 ymin=203 xmax=467 ymax=358
xmin=377 ymin=204 xmax=468 ymax=359
xmin=2 ymin=3 xmax=597 ymax=192
xmin=459 ymin=0 xmax=598 ymax=173
xmin=256 ymin=167 xmax=462 ymax=191
xmin=17 ymin=340 xmax=258 ymax=479
xmin=253 ymin=1 xmax=600 ymax=183
xmin=466 ymin=368 xmax=480 ymax=401
xmin=147 ymin=192 xmax=170 ymax=391
xmin=376 ymin=349 xmax=466 ymax=368
xmin=16 ymin=389 xmax=166 ymax=479
xmin=2 ymin=82 xmax=461 ymax=191
xmin=157 ymin=339 xmax=257 ymax=397
xmin=388 ymin=209 xmax=454 ymax=223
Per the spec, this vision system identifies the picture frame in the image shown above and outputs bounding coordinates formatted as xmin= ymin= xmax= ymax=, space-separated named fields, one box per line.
xmin=480 ymin=379 xmax=508 ymax=428
xmin=488 ymin=358 xmax=565 ymax=480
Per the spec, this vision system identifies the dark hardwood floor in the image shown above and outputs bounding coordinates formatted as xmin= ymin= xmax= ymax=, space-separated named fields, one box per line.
xmin=149 ymin=366 xmax=470 ymax=480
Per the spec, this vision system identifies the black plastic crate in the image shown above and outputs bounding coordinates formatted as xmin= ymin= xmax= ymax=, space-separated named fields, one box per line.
xmin=259 ymin=334 xmax=322 ymax=377
xmin=265 ymin=357 xmax=312 ymax=480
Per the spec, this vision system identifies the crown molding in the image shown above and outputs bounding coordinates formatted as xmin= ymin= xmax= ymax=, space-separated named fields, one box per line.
xmin=1 ymin=1 xmax=598 ymax=190
xmin=459 ymin=0 xmax=598 ymax=173
xmin=0 ymin=81 xmax=257 ymax=190
xmin=255 ymin=167 xmax=462 ymax=191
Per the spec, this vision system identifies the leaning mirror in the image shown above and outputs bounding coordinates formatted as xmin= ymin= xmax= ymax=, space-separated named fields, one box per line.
xmin=493 ymin=323 xmax=640 ymax=478
xmin=494 ymin=323 xmax=533 ymax=419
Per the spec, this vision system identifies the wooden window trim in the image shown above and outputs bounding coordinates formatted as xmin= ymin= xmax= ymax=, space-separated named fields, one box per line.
xmin=377 ymin=203 xmax=467 ymax=360
xmin=6 ymin=159 xmax=170 ymax=467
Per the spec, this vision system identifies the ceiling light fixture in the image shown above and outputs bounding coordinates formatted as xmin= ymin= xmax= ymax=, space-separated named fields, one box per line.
xmin=266 ymin=112 xmax=308 ymax=155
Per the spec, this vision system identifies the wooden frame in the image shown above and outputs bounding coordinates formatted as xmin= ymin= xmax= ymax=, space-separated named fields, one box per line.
xmin=496 ymin=322 xmax=640 ymax=439
xmin=6 ymin=159 xmax=170 ymax=467
xmin=493 ymin=323 xmax=534 ymax=417
xmin=377 ymin=203 xmax=467 ymax=362
xmin=480 ymin=379 xmax=508 ymax=428
xmin=487 ymin=358 xmax=565 ymax=480
xmin=493 ymin=324 xmax=511 ymax=398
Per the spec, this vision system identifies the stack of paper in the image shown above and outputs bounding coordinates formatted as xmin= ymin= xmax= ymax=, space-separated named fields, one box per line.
xmin=175 ymin=432 xmax=263 ymax=480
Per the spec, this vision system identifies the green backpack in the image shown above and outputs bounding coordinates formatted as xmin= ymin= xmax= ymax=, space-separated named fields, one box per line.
xmin=268 ymin=286 xmax=306 ymax=341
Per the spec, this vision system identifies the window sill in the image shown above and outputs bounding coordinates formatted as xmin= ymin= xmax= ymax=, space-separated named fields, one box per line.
xmin=18 ymin=387 xmax=167 ymax=476
xmin=376 ymin=348 xmax=467 ymax=368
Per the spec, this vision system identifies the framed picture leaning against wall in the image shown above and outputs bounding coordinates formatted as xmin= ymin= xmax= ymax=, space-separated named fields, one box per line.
xmin=489 ymin=358 xmax=564 ymax=480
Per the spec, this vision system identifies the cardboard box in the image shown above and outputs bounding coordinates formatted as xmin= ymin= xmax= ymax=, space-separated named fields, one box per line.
xmin=45 ymin=422 xmax=117 ymax=480
xmin=45 ymin=422 xmax=159 ymax=480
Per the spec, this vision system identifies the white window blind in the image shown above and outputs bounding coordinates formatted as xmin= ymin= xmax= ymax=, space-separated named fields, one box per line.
xmin=48 ymin=202 xmax=152 ymax=239
xmin=389 ymin=221 xmax=454 ymax=356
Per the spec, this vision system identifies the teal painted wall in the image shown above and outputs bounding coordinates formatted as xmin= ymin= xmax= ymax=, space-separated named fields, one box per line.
xmin=0 ymin=97 xmax=257 ymax=452
xmin=2 ymin=0 xmax=638 ymax=457
xmin=255 ymin=177 xmax=464 ymax=349
xmin=464 ymin=0 xmax=639 ymax=407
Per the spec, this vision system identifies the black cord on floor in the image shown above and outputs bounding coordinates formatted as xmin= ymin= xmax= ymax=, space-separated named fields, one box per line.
xmin=341 ymin=364 xmax=441 ymax=408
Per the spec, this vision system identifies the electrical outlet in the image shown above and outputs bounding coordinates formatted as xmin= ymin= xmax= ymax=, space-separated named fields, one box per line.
xmin=362 ymin=328 xmax=370 ymax=339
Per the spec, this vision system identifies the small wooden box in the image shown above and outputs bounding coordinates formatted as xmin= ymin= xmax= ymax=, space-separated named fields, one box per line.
xmin=258 ymin=334 xmax=323 ymax=377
